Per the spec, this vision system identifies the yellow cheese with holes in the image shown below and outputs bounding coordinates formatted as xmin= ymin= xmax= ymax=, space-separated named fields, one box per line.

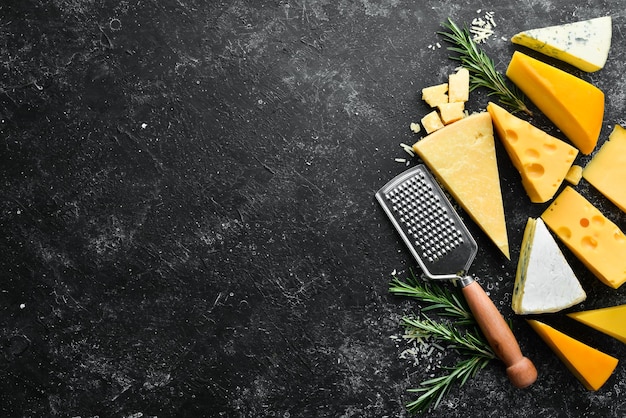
xmin=541 ymin=186 xmax=626 ymax=289
xmin=582 ymin=125 xmax=626 ymax=212
xmin=487 ymin=102 xmax=578 ymax=203
xmin=527 ymin=319 xmax=618 ymax=391
xmin=413 ymin=112 xmax=509 ymax=258
xmin=568 ymin=304 xmax=626 ymax=345
xmin=506 ymin=51 xmax=604 ymax=155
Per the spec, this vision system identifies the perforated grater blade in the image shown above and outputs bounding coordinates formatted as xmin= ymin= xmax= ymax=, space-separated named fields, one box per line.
xmin=376 ymin=164 xmax=478 ymax=280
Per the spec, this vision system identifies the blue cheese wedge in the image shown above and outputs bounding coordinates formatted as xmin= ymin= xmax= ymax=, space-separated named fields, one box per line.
xmin=512 ymin=217 xmax=586 ymax=314
xmin=511 ymin=16 xmax=612 ymax=72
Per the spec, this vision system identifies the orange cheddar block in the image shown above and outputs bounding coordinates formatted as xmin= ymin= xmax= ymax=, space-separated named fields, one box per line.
xmin=527 ymin=319 xmax=618 ymax=391
xmin=582 ymin=125 xmax=626 ymax=212
xmin=541 ymin=186 xmax=626 ymax=289
xmin=487 ymin=102 xmax=578 ymax=203
xmin=568 ymin=304 xmax=626 ymax=345
xmin=506 ymin=51 xmax=604 ymax=155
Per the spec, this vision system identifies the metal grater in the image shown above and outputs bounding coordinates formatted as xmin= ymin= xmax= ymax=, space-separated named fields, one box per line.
xmin=376 ymin=164 xmax=478 ymax=280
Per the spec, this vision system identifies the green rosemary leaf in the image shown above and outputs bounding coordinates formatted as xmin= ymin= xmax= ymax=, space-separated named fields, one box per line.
xmin=438 ymin=18 xmax=532 ymax=116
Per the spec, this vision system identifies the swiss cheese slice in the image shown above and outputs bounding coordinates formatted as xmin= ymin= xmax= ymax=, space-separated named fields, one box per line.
xmin=412 ymin=112 xmax=509 ymax=259
xmin=506 ymin=51 xmax=604 ymax=155
xmin=568 ymin=304 xmax=626 ymax=345
xmin=527 ymin=319 xmax=618 ymax=391
xmin=513 ymin=218 xmax=586 ymax=314
xmin=487 ymin=102 xmax=578 ymax=203
xmin=582 ymin=124 xmax=626 ymax=212
xmin=511 ymin=16 xmax=612 ymax=72
xmin=541 ymin=186 xmax=626 ymax=289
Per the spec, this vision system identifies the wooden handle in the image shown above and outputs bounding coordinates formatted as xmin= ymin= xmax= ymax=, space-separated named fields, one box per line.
xmin=462 ymin=280 xmax=537 ymax=388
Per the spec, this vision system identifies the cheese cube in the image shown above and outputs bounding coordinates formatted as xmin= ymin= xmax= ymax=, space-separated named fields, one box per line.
xmin=421 ymin=83 xmax=448 ymax=107
xmin=420 ymin=110 xmax=444 ymax=134
xmin=541 ymin=186 xmax=626 ymax=289
xmin=448 ymin=68 xmax=469 ymax=103
xmin=437 ymin=102 xmax=465 ymax=125
xmin=582 ymin=125 xmax=626 ymax=212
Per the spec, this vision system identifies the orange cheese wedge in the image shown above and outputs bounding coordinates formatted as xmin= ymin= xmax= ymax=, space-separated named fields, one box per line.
xmin=487 ymin=102 xmax=578 ymax=203
xmin=568 ymin=304 xmax=626 ymax=345
xmin=527 ymin=319 xmax=618 ymax=391
xmin=506 ymin=51 xmax=604 ymax=155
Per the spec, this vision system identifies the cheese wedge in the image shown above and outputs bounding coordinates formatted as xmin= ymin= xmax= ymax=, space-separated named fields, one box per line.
xmin=506 ymin=51 xmax=604 ymax=155
xmin=582 ymin=125 xmax=626 ymax=212
xmin=513 ymin=218 xmax=586 ymax=314
xmin=511 ymin=16 xmax=612 ymax=72
xmin=568 ymin=304 xmax=626 ymax=344
xmin=527 ymin=319 xmax=618 ymax=391
xmin=487 ymin=102 xmax=578 ymax=203
xmin=541 ymin=186 xmax=626 ymax=289
xmin=412 ymin=112 xmax=509 ymax=258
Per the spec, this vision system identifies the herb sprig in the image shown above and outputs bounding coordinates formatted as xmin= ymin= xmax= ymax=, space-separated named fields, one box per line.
xmin=389 ymin=271 xmax=496 ymax=413
xmin=438 ymin=18 xmax=532 ymax=116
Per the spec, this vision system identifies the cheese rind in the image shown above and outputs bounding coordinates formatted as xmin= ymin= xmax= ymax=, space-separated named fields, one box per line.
xmin=511 ymin=16 xmax=612 ymax=72
xmin=582 ymin=125 xmax=626 ymax=212
xmin=513 ymin=218 xmax=586 ymax=314
xmin=527 ymin=319 xmax=618 ymax=391
xmin=568 ymin=304 xmax=626 ymax=344
xmin=412 ymin=112 xmax=510 ymax=259
xmin=541 ymin=186 xmax=626 ymax=289
xmin=487 ymin=101 xmax=578 ymax=203
xmin=506 ymin=51 xmax=604 ymax=155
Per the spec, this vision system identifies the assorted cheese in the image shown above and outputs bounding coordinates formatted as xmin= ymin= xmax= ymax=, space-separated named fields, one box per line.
xmin=412 ymin=112 xmax=510 ymax=259
xmin=541 ymin=186 xmax=626 ymax=289
xmin=511 ymin=16 xmax=612 ymax=72
xmin=568 ymin=304 xmax=626 ymax=345
xmin=512 ymin=218 xmax=585 ymax=314
xmin=486 ymin=101 xmax=578 ymax=203
xmin=506 ymin=51 xmax=604 ymax=155
xmin=527 ymin=319 xmax=618 ymax=391
xmin=582 ymin=124 xmax=626 ymax=212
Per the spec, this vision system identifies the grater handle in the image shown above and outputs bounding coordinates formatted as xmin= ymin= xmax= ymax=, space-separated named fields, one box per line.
xmin=461 ymin=279 xmax=538 ymax=388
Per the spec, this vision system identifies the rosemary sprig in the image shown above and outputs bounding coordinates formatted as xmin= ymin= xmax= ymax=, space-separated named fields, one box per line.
xmin=389 ymin=273 xmax=497 ymax=414
xmin=389 ymin=272 xmax=473 ymax=324
xmin=439 ymin=18 xmax=532 ymax=116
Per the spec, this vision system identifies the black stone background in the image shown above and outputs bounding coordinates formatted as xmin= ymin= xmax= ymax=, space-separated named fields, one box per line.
xmin=2 ymin=1 xmax=626 ymax=417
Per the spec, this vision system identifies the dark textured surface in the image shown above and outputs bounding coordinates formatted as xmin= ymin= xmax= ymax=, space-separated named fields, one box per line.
xmin=2 ymin=1 xmax=626 ymax=417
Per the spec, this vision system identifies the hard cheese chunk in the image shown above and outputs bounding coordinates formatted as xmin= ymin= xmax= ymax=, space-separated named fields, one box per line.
xmin=541 ymin=186 xmax=626 ymax=289
xmin=513 ymin=218 xmax=586 ymax=314
xmin=568 ymin=304 xmax=626 ymax=345
xmin=582 ymin=124 xmax=626 ymax=212
xmin=511 ymin=16 xmax=612 ymax=72
xmin=487 ymin=102 xmax=578 ymax=203
xmin=527 ymin=319 xmax=618 ymax=391
xmin=412 ymin=112 xmax=509 ymax=259
xmin=506 ymin=51 xmax=604 ymax=155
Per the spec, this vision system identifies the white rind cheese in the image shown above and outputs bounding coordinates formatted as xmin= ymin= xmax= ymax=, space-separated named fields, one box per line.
xmin=511 ymin=16 xmax=612 ymax=72
xmin=512 ymin=218 xmax=586 ymax=314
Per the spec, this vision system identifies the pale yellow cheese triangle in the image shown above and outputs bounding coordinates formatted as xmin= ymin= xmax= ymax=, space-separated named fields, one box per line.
xmin=568 ymin=304 xmax=626 ymax=345
xmin=412 ymin=112 xmax=509 ymax=259
xmin=527 ymin=319 xmax=618 ymax=391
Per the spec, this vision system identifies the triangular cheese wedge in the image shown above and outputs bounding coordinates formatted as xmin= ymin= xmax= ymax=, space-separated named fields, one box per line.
xmin=487 ymin=102 xmax=578 ymax=203
xmin=582 ymin=125 xmax=626 ymax=212
xmin=568 ymin=304 xmax=626 ymax=345
xmin=412 ymin=112 xmax=509 ymax=258
xmin=506 ymin=51 xmax=604 ymax=155
xmin=527 ymin=319 xmax=618 ymax=391
xmin=512 ymin=218 xmax=586 ymax=314
xmin=511 ymin=16 xmax=612 ymax=72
